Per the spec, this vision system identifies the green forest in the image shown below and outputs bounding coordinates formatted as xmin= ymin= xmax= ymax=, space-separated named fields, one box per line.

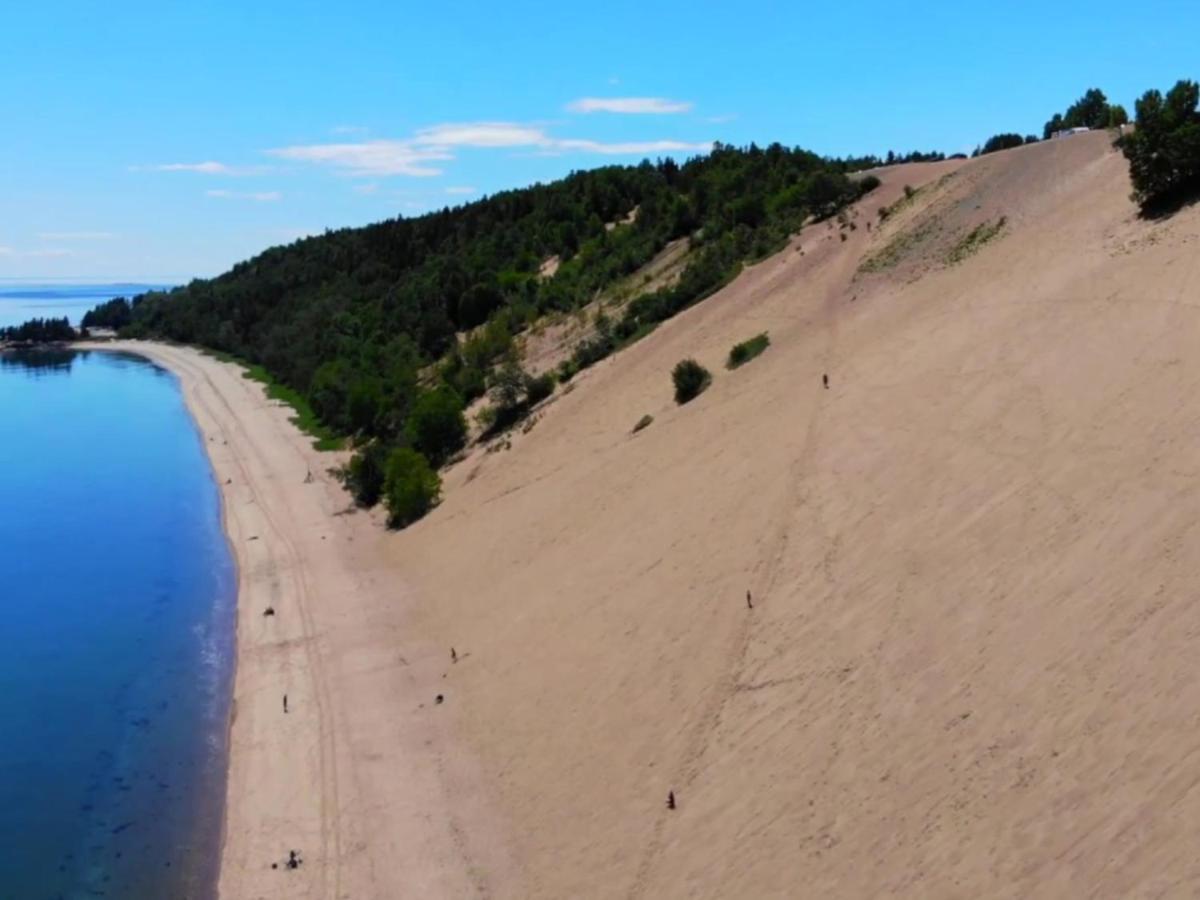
xmin=1 ymin=317 xmax=76 ymax=343
xmin=81 ymin=142 xmax=880 ymax=525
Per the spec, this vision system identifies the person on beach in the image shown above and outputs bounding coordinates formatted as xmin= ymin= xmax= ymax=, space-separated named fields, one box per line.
xmin=667 ymin=791 xmax=676 ymax=810
xmin=746 ymin=590 xmax=753 ymax=610
xmin=451 ymin=647 xmax=457 ymax=663
xmin=823 ymin=373 xmax=829 ymax=389
xmin=283 ymin=694 xmax=288 ymax=714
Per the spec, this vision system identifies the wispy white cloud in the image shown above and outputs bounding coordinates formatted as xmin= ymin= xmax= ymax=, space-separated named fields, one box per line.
xmin=151 ymin=161 xmax=231 ymax=174
xmin=415 ymin=122 xmax=547 ymax=147
xmin=567 ymin=97 xmax=693 ymax=115
xmin=206 ymin=189 xmax=282 ymax=202
xmin=556 ymin=138 xmax=711 ymax=154
xmin=36 ymin=231 xmax=117 ymax=241
xmin=352 ymin=182 xmax=380 ymax=195
xmin=267 ymin=140 xmax=451 ymax=177
xmin=132 ymin=161 xmax=271 ymax=176
xmin=269 ymin=121 xmax=711 ymax=177
xmin=445 ymin=185 xmax=477 ymax=195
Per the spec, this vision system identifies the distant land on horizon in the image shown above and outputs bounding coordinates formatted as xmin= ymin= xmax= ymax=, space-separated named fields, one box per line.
xmin=0 ymin=282 xmax=173 ymax=328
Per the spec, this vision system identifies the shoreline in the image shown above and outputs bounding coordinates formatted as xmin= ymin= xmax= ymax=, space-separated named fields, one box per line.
xmin=85 ymin=341 xmax=515 ymax=899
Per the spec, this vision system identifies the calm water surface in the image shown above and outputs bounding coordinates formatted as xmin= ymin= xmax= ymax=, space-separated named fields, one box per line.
xmin=0 ymin=349 xmax=234 ymax=899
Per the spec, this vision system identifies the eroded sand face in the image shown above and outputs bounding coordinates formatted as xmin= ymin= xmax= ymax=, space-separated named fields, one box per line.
xmin=395 ymin=132 xmax=1200 ymax=898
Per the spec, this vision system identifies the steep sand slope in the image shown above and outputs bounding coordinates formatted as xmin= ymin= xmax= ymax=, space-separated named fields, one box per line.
xmin=395 ymin=130 xmax=1200 ymax=897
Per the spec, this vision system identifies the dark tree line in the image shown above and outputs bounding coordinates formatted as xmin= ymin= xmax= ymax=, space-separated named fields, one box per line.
xmin=81 ymin=297 xmax=134 ymax=330
xmin=1043 ymin=88 xmax=1127 ymax=139
xmin=87 ymin=142 xmax=879 ymax=526
xmin=1 ymin=317 xmax=76 ymax=343
xmin=843 ymin=149 xmax=948 ymax=170
xmin=1122 ymin=79 xmax=1200 ymax=211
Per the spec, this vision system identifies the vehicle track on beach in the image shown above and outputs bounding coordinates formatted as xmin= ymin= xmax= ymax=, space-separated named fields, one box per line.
xmin=161 ymin=347 xmax=345 ymax=900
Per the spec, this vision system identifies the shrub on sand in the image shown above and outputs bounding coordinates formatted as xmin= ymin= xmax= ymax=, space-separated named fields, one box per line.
xmin=672 ymin=359 xmax=711 ymax=404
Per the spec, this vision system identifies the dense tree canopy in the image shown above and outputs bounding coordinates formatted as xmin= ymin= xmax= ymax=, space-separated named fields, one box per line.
xmin=1 ymin=317 xmax=75 ymax=343
xmin=979 ymin=133 xmax=1027 ymax=155
xmin=89 ymin=142 xmax=880 ymax=527
xmin=383 ymin=448 xmax=441 ymax=528
xmin=1043 ymin=88 xmax=1123 ymax=138
xmin=81 ymin=298 xmax=133 ymax=330
xmin=1122 ymin=79 xmax=1200 ymax=210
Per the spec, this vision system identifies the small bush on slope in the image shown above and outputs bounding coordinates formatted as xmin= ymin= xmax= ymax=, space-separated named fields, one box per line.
xmin=672 ymin=359 xmax=712 ymax=404
xmin=383 ymin=448 xmax=441 ymax=528
xmin=405 ymin=386 xmax=467 ymax=468
xmin=727 ymin=333 xmax=770 ymax=369
xmin=342 ymin=440 xmax=388 ymax=507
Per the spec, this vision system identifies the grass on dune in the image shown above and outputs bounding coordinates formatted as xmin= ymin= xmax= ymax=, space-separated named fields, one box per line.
xmin=200 ymin=348 xmax=345 ymax=451
xmin=727 ymin=332 xmax=770 ymax=369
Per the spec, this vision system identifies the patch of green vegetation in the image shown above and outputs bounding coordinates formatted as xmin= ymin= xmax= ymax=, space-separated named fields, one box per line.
xmin=200 ymin=348 xmax=345 ymax=450
xmin=859 ymin=217 xmax=939 ymax=273
xmin=477 ymin=360 xmax=557 ymax=439
xmin=946 ymin=217 xmax=1007 ymax=264
xmin=878 ymin=184 xmax=920 ymax=221
xmin=726 ymin=332 xmax=770 ymax=369
xmin=632 ymin=414 xmax=654 ymax=433
xmin=672 ymin=359 xmax=712 ymax=404
xmin=382 ymin=447 xmax=440 ymax=529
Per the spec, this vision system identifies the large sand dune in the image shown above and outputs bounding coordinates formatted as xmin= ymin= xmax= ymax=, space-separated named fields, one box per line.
xmin=102 ymin=130 xmax=1200 ymax=898
xmin=394 ymin=130 xmax=1200 ymax=897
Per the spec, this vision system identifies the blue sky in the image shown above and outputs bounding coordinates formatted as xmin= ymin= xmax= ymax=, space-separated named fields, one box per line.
xmin=2 ymin=0 xmax=1196 ymax=282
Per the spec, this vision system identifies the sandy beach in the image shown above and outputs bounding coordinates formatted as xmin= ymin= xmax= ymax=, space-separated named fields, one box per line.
xmin=90 ymin=342 xmax=515 ymax=899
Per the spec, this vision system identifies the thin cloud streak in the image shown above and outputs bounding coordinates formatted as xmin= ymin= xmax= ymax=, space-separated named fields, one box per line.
xmin=567 ymin=97 xmax=693 ymax=114
xmin=268 ymin=140 xmax=451 ymax=177
xmin=268 ymin=121 xmax=712 ymax=177
xmin=133 ymin=161 xmax=272 ymax=176
xmin=206 ymin=189 xmax=282 ymax=202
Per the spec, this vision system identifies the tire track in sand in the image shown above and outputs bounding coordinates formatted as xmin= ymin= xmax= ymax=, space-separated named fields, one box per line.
xmin=164 ymin=347 xmax=344 ymax=899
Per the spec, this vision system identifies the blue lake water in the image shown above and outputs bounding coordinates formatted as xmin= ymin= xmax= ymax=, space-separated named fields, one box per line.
xmin=0 ymin=284 xmax=170 ymax=328
xmin=0 ymin=349 xmax=234 ymax=899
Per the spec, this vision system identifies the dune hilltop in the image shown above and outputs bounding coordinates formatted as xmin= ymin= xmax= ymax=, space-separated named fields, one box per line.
xmin=390 ymin=129 xmax=1200 ymax=898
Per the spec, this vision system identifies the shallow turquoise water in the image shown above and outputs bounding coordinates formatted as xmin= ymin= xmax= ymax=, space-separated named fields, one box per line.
xmin=0 ymin=349 xmax=234 ymax=899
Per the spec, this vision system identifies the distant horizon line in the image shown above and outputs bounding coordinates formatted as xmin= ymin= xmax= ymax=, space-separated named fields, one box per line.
xmin=0 ymin=278 xmax=181 ymax=287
